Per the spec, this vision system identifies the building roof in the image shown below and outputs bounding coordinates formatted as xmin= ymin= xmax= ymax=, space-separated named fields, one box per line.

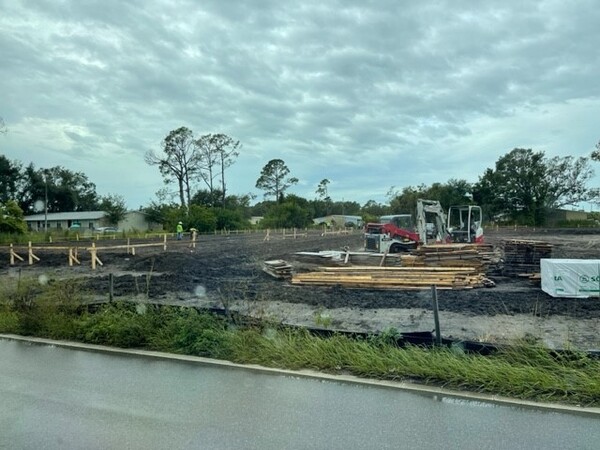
xmin=24 ymin=211 xmax=106 ymax=221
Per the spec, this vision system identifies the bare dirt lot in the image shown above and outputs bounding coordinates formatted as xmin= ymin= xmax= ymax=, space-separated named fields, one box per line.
xmin=1 ymin=228 xmax=600 ymax=350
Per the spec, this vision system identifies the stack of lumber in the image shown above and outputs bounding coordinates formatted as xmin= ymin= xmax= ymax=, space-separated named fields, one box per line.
xmin=291 ymin=266 xmax=494 ymax=290
xmin=263 ymin=260 xmax=293 ymax=279
xmin=294 ymin=251 xmax=402 ymax=267
xmin=402 ymin=244 xmax=495 ymax=272
xmin=502 ymin=239 xmax=553 ymax=277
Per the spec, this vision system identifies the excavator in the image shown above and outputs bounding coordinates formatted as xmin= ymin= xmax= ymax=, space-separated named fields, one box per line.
xmin=364 ymin=199 xmax=483 ymax=253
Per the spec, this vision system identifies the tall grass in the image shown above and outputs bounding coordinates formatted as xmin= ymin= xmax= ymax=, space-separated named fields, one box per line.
xmin=0 ymin=277 xmax=599 ymax=406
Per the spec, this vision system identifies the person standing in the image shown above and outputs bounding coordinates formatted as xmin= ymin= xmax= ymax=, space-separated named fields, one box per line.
xmin=176 ymin=221 xmax=183 ymax=240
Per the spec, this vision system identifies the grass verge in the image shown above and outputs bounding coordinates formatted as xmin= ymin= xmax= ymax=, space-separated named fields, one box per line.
xmin=1 ymin=278 xmax=599 ymax=407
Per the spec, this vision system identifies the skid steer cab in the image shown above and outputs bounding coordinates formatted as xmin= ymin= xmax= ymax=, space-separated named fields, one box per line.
xmin=447 ymin=205 xmax=483 ymax=243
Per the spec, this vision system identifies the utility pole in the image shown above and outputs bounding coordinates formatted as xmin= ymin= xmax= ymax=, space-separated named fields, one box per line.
xmin=44 ymin=171 xmax=48 ymax=232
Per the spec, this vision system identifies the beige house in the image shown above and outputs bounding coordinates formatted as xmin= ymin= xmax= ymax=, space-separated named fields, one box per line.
xmin=546 ymin=208 xmax=590 ymax=226
xmin=24 ymin=210 xmax=160 ymax=232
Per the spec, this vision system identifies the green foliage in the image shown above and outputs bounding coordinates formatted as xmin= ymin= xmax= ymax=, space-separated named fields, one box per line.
xmin=255 ymin=159 xmax=298 ymax=202
xmin=157 ymin=204 xmax=216 ymax=234
xmin=362 ymin=200 xmax=390 ymax=217
xmin=147 ymin=308 xmax=230 ymax=357
xmin=213 ymin=207 xmax=250 ymax=230
xmin=18 ymin=164 xmax=99 ymax=214
xmin=0 ymin=200 xmax=27 ymax=234
xmin=553 ymin=219 xmax=597 ymax=228
xmin=474 ymin=148 xmax=596 ymax=226
xmin=144 ymin=201 xmax=178 ymax=228
xmin=80 ymin=303 xmax=152 ymax=347
xmin=192 ymin=189 xmax=223 ymax=208
xmin=187 ymin=204 xmax=217 ymax=232
xmin=261 ymin=198 xmax=311 ymax=228
xmin=99 ymin=194 xmax=127 ymax=225
xmin=329 ymin=200 xmax=361 ymax=215
xmin=0 ymin=155 xmax=22 ymax=203
xmin=388 ymin=179 xmax=473 ymax=216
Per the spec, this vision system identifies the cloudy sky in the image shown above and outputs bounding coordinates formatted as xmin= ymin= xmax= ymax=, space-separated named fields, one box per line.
xmin=1 ymin=0 xmax=599 ymax=209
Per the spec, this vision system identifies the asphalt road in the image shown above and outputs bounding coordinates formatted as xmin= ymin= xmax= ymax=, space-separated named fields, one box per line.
xmin=1 ymin=339 xmax=599 ymax=450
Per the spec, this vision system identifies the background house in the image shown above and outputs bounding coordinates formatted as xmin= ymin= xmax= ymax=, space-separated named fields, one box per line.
xmin=546 ymin=208 xmax=590 ymax=226
xmin=24 ymin=210 xmax=160 ymax=232
xmin=312 ymin=215 xmax=363 ymax=228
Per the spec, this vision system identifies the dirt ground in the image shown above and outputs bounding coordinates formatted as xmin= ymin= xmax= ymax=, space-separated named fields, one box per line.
xmin=1 ymin=228 xmax=600 ymax=350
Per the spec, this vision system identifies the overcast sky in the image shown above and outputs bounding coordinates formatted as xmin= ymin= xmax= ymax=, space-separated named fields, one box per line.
xmin=1 ymin=0 xmax=599 ymax=209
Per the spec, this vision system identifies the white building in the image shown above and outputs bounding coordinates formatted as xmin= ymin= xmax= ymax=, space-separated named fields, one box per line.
xmin=24 ymin=210 xmax=160 ymax=232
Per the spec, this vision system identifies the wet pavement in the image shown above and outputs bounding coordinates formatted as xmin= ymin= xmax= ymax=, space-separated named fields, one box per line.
xmin=1 ymin=339 xmax=599 ymax=449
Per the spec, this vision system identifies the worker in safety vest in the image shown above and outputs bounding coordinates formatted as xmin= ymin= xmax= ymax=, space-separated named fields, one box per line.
xmin=176 ymin=221 xmax=183 ymax=240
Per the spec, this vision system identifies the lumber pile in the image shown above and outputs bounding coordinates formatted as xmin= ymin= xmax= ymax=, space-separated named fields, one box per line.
xmin=263 ymin=260 xmax=293 ymax=279
xmin=294 ymin=250 xmax=402 ymax=267
xmin=401 ymin=244 xmax=500 ymax=273
xmin=291 ymin=266 xmax=495 ymax=290
xmin=501 ymin=239 xmax=552 ymax=277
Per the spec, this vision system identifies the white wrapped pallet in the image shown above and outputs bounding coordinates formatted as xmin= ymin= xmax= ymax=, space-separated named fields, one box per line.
xmin=540 ymin=259 xmax=600 ymax=298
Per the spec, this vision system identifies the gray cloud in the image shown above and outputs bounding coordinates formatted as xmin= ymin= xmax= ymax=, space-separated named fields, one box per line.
xmin=1 ymin=0 xmax=599 ymax=208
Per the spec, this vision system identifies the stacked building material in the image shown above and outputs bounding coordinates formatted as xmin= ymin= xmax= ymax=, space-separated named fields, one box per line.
xmin=294 ymin=250 xmax=402 ymax=267
xmin=501 ymin=239 xmax=553 ymax=277
xmin=262 ymin=260 xmax=293 ymax=279
xmin=291 ymin=266 xmax=495 ymax=290
xmin=402 ymin=244 xmax=495 ymax=272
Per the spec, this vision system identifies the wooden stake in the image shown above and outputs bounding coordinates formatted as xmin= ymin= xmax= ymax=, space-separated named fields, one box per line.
xmin=67 ymin=247 xmax=80 ymax=266
xmin=27 ymin=241 xmax=39 ymax=265
xmin=379 ymin=249 xmax=389 ymax=267
xmin=108 ymin=273 xmax=114 ymax=302
xmin=91 ymin=243 xmax=97 ymax=270
xmin=9 ymin=244 xmax=24 ymax=265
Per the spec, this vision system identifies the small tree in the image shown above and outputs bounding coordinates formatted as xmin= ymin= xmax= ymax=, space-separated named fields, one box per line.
xmin=99 ymin=194 xmax=127 ymax=226
xmin=255 ymin=159 xmax=298 ymax=203
xmin=315 ymin=178 xmax=332 ymax=215
xmin=0 ymin=200 xmax=27 ymax=234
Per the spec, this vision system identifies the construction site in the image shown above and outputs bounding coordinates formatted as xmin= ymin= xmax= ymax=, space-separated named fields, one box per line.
xmin=1 ymin=222 xmax=600 ymax=352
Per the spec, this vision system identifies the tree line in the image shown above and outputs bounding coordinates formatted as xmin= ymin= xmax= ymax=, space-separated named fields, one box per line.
xmin=1 ymin=121 xmax=599 ymax=233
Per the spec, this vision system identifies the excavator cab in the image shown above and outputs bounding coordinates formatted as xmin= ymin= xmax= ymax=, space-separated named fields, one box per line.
xmin=379 ymin=214 xmax=414 ymax=230
xmin=447 ymin=205 xmax=483 ymax=243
